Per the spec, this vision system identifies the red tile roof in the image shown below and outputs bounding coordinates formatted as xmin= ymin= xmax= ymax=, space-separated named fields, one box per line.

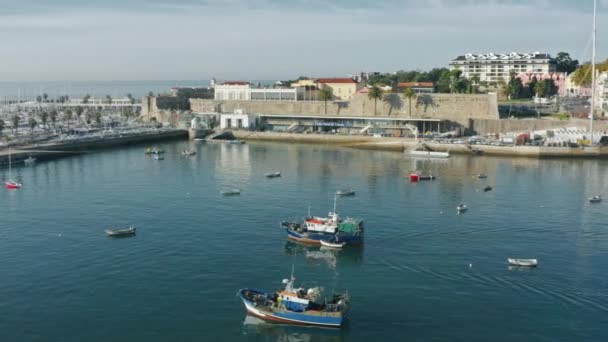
xmin=398 ymin=82 xmax=434 ymax=88
xmin=316 ymin=78 xmax=356 ymax=84
xmin=222 ymin=81 xmax=250 ymax=85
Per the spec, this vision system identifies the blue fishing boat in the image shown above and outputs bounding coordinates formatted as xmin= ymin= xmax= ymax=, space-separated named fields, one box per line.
xmin=281 ymin=197 xmax=364 ymax=245
xmin=238 ymin=272 xmax=349 ymax=328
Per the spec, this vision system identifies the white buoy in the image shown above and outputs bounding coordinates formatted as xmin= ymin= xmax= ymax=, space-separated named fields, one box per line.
xmin=469 ymin=263 xmax=473 ymax=268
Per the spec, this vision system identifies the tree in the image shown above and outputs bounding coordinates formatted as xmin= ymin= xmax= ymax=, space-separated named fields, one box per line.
xmin=74 ymin=107 xmax=83 ymax=123
xmin=572 ymin=58 xmax=608 ymax=86
xmin=28 ymin=117 xmax=37 ymax=139
xmin=49 ymin=110 xmax=58 ymax=129
xmin=404 ymin=87 xmax=416 ymax=115
xmin=368 ymin=85 xmax=384 ymax=115
xmin=527 ymin=76 xmax=538 ymax=99
xmin=0 ymin=119 xmax=4 ymax=138
xmin=36 ymin=95 xmax=42 ymax=104
xmin=11 ymin=115 xmax=20 ymax=134
xmin=127 ymin=93 xmax=135 ymax=104
xmin=64 ymin=110 xmax=73 ymax=130
xmin=42 ymin=93 xmax=48 ymax=102
xmin=508 ymin=76 xmax=524 ymax=99
xmin=83 ymin=94 xmax=91 ymax=104
xmin=534 ymin=79 xmax=558 ymax=98
xmin=470 ymin=74 xmax=480 ymax=94
xmin=555 ymin=52 xmax=579 ymax=73
xmin=39 ymin=111 xmax=49 ymax=130
xmin=94 ymin=112 xmax=102 ymax=125
xmin=105 ymin=95 xmax=112 ymax=105
xmin=318 ymin=86 xmax=333 ymax=114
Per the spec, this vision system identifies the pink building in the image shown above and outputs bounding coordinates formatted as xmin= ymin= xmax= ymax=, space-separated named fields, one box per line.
xmin=516 ymin=72 xmax=567 ymax=96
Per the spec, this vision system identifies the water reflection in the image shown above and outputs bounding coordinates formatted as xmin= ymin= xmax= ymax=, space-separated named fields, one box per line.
xmin=242 ymin=315 xmax=343 ymax=342
xmin=284 ymin=241 xmax=363 ymax=269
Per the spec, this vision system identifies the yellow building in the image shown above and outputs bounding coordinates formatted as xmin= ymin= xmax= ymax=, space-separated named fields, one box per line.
xmin=315 ymin=78 xmax=362 ymax=100
xmin=290 ymin=79 xmax=316 ymax=88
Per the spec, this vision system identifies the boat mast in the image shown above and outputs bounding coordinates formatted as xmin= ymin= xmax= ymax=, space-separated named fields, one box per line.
xmin=333 ymin=194 xmax=337 ymax=213
xmin=590 ymin=0 xmax=597 ymax=144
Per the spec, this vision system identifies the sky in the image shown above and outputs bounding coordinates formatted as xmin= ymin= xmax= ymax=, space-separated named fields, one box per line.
xmin=0 ymin=0 xmax=607 ymax=81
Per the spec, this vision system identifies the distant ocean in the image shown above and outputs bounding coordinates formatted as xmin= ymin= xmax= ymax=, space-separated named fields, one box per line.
xmin=0 ymin=80 xmax=278 ymax=101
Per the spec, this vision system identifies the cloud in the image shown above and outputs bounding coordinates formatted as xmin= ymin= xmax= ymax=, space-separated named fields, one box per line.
xmin=0 ymin=0 xmax=605 ymax=81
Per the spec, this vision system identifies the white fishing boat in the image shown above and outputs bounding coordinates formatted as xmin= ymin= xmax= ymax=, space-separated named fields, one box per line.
xmin=320 ymin=239 xmax=346 ymax=248
xmin=589 ymin=195 xmax=602 ymax=203
xmin=409 ymin=150 xmax=450 ymax=159
xmin=265 ymin=171 xmax=281 ymax=178
xmin=456 ymin=204 xmax=468 ymax=213
xmin=105 ymin=226 xmax=136 ymax=237
xmin=221 ymin=189 xmax=241 ymax=196
xmin=336 ymin=189 xmax=355 ymax=197
xmin=508 ymin=258 xmax=538 ymax=267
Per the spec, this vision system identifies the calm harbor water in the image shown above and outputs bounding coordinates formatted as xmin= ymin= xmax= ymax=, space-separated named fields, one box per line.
xmin=1 ymin=140 xmax=608 ymax=341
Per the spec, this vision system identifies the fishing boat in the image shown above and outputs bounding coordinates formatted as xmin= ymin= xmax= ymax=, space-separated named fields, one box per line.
xmin=409 ymin=172 xmax=435 ymax=182
xmin=238 ymin=272 xmax=349 ymax=328
xmin=409 ymin=150 xmax=450 ymax=159
xmin=229 ymin=140 xmax=245 ymax=144
xmin=105 ymin=226 xmax=136 ymax=237
xmin=265 ymin=172 xmax=281 ymax=178
xmin=483 ymin=185 xmax=493 ymax=192
xmin=335 ymin=189 xmax=355 ymax=197
xmin=456 ymin=204 xmax=468 ymax=213
xmin=281 ymin=197 xmax=364 ymax=245
xmin=182 ymin=150 xmax=196 ymax=156
xmin=4 ymin=147 xmax=22 ymax=190
xmin=589 ymin=195 xmax=602 ymax=203
xmin=320 ymin=238 xmax=346 ymax=248
xmin=221 ymin=189 xmax=241 ymax=196
xmin=477 ymin=174 xmax=487 ymax=179
xmin=507 ymin=258 xmax=538 ymax=267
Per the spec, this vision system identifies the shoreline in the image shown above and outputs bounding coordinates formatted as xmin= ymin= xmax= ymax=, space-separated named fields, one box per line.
xmin=232 ymin=131 xmax=608 ymax=159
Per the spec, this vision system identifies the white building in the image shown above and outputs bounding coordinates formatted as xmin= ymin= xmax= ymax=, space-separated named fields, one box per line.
xmin=220 ymin=110 xmax=256 ymax=129
xmin=214 ymin=82 xmax=302 ymax=101
xmin=596 ymin=72 xmax=608 ymax=114
xmin=449 ymin=52 xmax=556 ymax=84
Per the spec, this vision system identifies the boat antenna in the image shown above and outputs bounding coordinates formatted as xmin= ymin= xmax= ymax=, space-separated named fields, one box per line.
xmin=333 ymin=194 xmax=337 ymax=213
xmin=589 ymin=0 xmax=597 ymax=145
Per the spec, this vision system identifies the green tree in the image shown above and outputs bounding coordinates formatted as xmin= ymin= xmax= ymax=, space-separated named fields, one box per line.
xmin=39 ymin=111 xmax=49 ymax=130
xmin=404 ymin=87 xmax=416 ymax=115
xmin=28 ymin=117 xmax=37 ymax=139
xmin=368 ymin=85 xmax=384 ymax=115
xmin=470 ymin=74 xmax=480 ymax=94
xmin=36 ymin=95 xmax=42 ymax=104
xmin=572 ymin=58 xmax=608 ymax=86
xmin=527 ymin=77 xmax=538 ymax=99
xmin=508 ymin=76 xmax=524 ymax=99
xmin=74 ymin=107 xmax=83 ymax=123
xmin=105 ymin=95 xmax=112 ymax=105
xmin=11 ymin=115 xmax=20 ymax=134
xmin=42 ymin=93 xmax=48 ymax=102
xmin=64 ymin=110 xmax=73 ymax=130
xmin=555 ymin=52 xmax=579 ymax=73
xmin=318 ymin=86 xmax=333 ymax=114
xmin=49 ymin=110 xmax=58 ymax=129
xmin=83 ymin=94 xmax=91 ymax=104
xmin=0 ymin=119 xmax=4 ymax=138
xmin=534 ymin=80 xmax=547 ymax=98
xmin=94 ymin=112 xmax=102 ymax=125
xmin=127 ymin=93 xmax=135 ymax=104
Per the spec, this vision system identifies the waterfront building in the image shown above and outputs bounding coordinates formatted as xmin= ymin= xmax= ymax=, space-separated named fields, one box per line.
xmin=314 ymin=78 xmax=362 ymax=101
xmin=219 ymin=110 xmax=255 ymax=129
xmin=214 ymin=82 xmax=302 ymax=101
xmin=396 ymin=82 xmax=435 ymax=94
xmin=564 ymin=73 xmax=591 ymax=97
xmin=349 ymin=71 xmax=381 ymax=83
xmin=449 ymin=52 xmax=556 ymax=84
xmin=515 ymin=72 xmax=567 ymax=96
xmin=596 ymin=72 xmax=608 ymax=114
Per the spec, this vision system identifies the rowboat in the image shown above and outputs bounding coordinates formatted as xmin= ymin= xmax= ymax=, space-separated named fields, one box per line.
xmin=105 ymin=226 xmax=136 ymax=237
xmin=507 ymin=258 xmax=538 ymax=267
xmin=589 ymin=195 xmax=602 ymax=203
xmin=320 ymin=239 xmax=346 ymax=248
xmin=409 ymin=173 xmax=436 ymax=182
xmin=265 ymin=172 xmax=281 ymax=178
xmin=335 ymin=189 xmax=355 ymax=197
xmin=456 ymin=204 xmax=468 ymax=213
xmin=238 ymin=272 xmax=349 ymax=328
xmin=221 ymin=189 xmax=241 ymax=196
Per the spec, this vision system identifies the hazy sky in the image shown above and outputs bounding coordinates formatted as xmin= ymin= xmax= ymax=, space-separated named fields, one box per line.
xmin=0 ymin=0 xmax=606 ymax=81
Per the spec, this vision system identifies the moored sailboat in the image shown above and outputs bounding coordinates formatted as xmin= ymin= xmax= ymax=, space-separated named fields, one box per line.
xmin=4 ymin=147 xmax=22 ymax=190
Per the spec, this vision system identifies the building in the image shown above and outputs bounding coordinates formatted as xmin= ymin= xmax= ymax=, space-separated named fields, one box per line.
xmin=596 ymin=72 xmax=608 ymax=113
xmin=220 ymin=110 xmax=256 ymax=129
xmin=449 ymin=52 xmax=556 ymax=84
xmin=214 ymin=81 xmax=302 ymax=101
xmin=515 ymin=72 xmax=567 ymax=96
xmin=315 ymin=78 xmax=362 ymax=101
xmin=396 ymin=82 xmax=435 ymax=94
xmin=349 ymin=71 xmax=381 ymax=83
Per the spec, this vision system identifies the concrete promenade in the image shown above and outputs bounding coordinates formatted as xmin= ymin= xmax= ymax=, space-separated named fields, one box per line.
xmin=231 ymin=131 xmax=608 ymax=158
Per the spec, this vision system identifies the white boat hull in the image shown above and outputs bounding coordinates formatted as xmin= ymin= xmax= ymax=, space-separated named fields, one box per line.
xmin=409 ymin=151 xmax=450 ymax=159
xmin=508 ymin=258 xmax=538 ymax=267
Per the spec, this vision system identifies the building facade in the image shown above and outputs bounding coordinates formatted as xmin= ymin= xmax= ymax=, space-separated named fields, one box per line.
xmin=214 ymin=82 xmax=302 ymax=101
xmin=515 ymin=72 xmax=567 ymax=96
xmin=396 ymin=82 xmax=435 ymax=94
xmin=449 ymin=52 xmax=556 ymax=84
xmin=315 ymin=78 xmax=362 ymax=101
xmin=596 ymin=72 xmax=608 ymax=113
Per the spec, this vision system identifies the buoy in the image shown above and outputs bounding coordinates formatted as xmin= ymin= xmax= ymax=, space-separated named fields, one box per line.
xmin=469 ymin=263 xmax=473 ymax=268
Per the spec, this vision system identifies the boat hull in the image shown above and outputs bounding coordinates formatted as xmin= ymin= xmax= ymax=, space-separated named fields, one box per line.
xmin=238 ymin=289 xmax=344 ymax=328
xmin=5 ymin=181 xmax=22 ymax=189
xmin=284 ymin=227 xmax=363 ymax=245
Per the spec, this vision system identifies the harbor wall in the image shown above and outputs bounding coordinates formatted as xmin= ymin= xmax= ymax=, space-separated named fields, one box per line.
xmin=472 ymin=118 xmax=608 ymax=135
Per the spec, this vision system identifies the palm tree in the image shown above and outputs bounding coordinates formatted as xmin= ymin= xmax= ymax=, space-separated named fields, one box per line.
xmin=404 ymin=87 xmax=416 ymax=115
xmin=318 ymin=86 xmax=333 ymax=114
xmin=11 ymin=115 xmax=20 ymax=134
xmin=368 ymin=85 xmax=384 ymax=116
xmin=39 ymin=111 xmax=49 ymax=130
xmin=105 ymin=95 xmax=112 ymax=105
xmin=42 ymin=93 xmax=48 ymax=102
xmin=28 ymin=117 xmax=37 ymax=141
xmin=74 ymin=107 xmax=83 ymax=123
xmin=49 ymin=110 xmax=58 ymax=130
xmin=94 ymin=112 xmax=102 ymax=125
xmin=127 ymin=93 xmax=135 ymax=104
xmin=83 ymin=94 xmax=91 ymax=104
xmin=64 ymin=110 xmax=73 ymax=130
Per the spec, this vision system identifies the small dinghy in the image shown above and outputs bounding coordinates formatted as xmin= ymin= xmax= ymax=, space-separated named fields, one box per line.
xmin=153 ymin=155 xmax=164 ymax=160
xmin=589 ymin=195 xmax=602 ymax=203
xmin=483 ymin=185 xmax=493 ymax=192
xmin=221 ymin=189 xmax=241 ymax=196
xmin=336 ymin=189 xmax=355 ymax=197
xmin=478 ymin=174 xmax=487 ymax=179
xmin=5 ymin=181 xmax=22 ymax=189
xmin=410 ymin=173 xmax=435 ymax=182
xmin=508 ymin=258 xmax=538 ymax=267
xmin=105 ymin=226 xmax=136 ymax=237
xmin=320 ymin=239 xmax=346 ymax=248
xmin=265 ymin=172 xmax=281 ymax=178
xmin=182 ymin=150 xmax=196 ymax=156
xmin=456 ymin=204 xmax=468 ymax=213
